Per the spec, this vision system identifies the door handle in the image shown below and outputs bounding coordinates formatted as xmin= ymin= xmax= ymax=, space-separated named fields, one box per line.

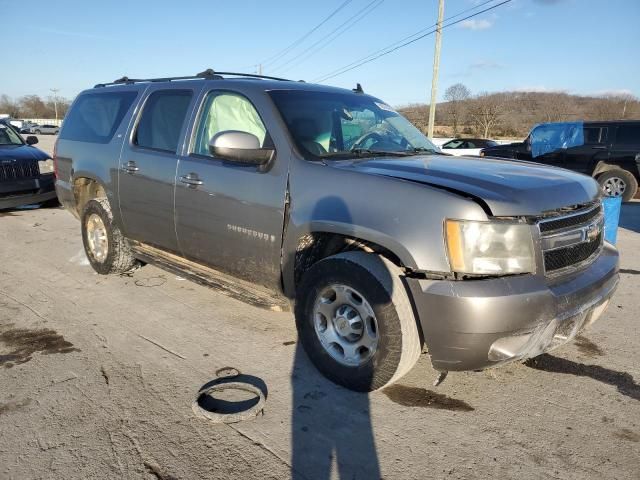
xmin=591 ymin=146 xmax=607 ymax=150
xmin=179 ymin=173 xmax=203 ymax=186
xmin=121 ymin=161 xmax=139 ymax=173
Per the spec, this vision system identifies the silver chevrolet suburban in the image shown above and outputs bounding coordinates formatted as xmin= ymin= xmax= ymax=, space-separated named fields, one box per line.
xmin=54 ymin=70 xmax=619 ymax=392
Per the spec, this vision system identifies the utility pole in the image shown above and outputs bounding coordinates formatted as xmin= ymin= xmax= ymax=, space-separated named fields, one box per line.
xmin=427 ymin=0 xmax=445 ymax=139
xmin=258 ymin=64 xmax=263 ymax=75
xmin=50 ymin=88 xmax=60 ymax=122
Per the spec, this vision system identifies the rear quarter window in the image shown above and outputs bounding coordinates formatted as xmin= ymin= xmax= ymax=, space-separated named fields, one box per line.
xmin=60 ymin=91 xmax=138 ymax=144
xmin=615 ymin=124 xmax=640 ymax=145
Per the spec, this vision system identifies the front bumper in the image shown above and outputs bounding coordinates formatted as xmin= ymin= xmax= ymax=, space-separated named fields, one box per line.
xmin=407 ymin=243 xmax=619 ymax=372
xmin=0 ymin=175 xmax=57 ymax=210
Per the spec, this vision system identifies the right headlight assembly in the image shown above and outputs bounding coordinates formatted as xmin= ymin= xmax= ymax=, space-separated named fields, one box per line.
xmin=445 ymin=219 xmax=535 ymax=275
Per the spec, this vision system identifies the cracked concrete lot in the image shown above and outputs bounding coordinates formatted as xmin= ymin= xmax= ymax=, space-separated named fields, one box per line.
xmin=0 ymin=198 xmax=639 ymax=479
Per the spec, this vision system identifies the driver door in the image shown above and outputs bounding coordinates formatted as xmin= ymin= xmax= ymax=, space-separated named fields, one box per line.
xmin=174 ymin=89 xmax=290 ymax=289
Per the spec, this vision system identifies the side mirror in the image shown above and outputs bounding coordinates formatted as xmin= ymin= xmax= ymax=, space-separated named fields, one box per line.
xmin=26 ymin=135 xmax=39 ymax=145
xmin=209 ymin=131 xmax=274 ymax=167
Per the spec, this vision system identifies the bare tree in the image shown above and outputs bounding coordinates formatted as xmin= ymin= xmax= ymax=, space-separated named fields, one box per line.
xmin=468 ymin=92 xmax=504 ymax=138
xmin=443 ymin=83 xmax=471 ymax=135
xmin=0 ymin=94 xmax=21 ymax=117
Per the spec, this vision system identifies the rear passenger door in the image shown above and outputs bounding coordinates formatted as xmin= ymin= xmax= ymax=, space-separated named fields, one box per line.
xmin=118 ymin=86 xmax=197 ymax=253
xmin=563 ymin=125 xmax=609 ymax=175
xmin=609 ymin=123 xmax=640 ymax=177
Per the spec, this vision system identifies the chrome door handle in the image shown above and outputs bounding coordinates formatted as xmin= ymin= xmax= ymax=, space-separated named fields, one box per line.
xmin=121 ymin=161 xmax=139 ymax=173
xmin=592 ymin=146 xmax=607 ymax=150
xmin=180 ymin=173 xmax=203 ymax=186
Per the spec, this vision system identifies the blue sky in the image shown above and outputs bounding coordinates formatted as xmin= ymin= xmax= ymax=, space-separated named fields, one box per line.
xmin=2 ymin=0 xmax=639 ymax=106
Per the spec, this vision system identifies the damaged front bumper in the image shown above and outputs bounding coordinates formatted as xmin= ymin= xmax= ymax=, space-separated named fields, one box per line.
xmin=406 ymin=242 xmax=619 ymax=372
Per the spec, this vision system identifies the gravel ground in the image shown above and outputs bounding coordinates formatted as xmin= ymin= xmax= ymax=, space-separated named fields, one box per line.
xmin=0 ymin=199 xmax=638 ymax=479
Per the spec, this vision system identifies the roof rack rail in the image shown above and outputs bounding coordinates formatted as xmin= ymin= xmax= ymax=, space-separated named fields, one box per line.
xmin=94 ymin=69 xmax=293 ymax=88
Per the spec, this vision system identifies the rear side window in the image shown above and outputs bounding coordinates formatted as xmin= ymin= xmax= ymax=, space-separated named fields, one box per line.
xmin=134 ymin=90 xmax=193 ymax=153
xmin=60 ymin=91 xmax=137 ymax=143
xmin=615 ymin=124 xmax=640 ymax=145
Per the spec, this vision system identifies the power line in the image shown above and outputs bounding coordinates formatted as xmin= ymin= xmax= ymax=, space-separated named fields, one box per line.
xmin=314 ymin=0 xmax=511 ymax=83
xmin=271 ymin=0 xmax=385 ymax=74
xmin=260 ymin=0 xmax=353 ymax=69
xmin=311 ymin=0 xmax=495 ymax=81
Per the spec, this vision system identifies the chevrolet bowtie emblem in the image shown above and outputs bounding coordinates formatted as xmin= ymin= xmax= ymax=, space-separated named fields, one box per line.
xmin=585 ymin=223 xmax=601 ymax=242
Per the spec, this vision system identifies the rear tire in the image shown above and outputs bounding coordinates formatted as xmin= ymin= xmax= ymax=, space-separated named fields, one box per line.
xmin=81 ymin=198 xmax=139 ymax=275
xmin=598 ymin=169 xmax=638 ymax=202
xmin=295 ymin=251 xmax=422 ymax=392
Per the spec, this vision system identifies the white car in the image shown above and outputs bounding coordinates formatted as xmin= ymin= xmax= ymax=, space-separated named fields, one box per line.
xmin=33 ymin=124 xmax=60 ymax=135
xmin=441 ymin=138 xmax=498 ymax=157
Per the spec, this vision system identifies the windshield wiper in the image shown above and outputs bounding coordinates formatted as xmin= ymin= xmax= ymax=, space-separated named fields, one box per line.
xmin=321 ymin=149 xmax=412 ymax=159
xmin=409 ymin=147 xmax=439 ymax=155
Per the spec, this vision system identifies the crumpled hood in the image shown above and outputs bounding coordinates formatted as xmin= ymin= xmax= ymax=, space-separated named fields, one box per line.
xmin=330 ymin=154 xmax=600 ymax=216
xmin=0 ymin=144 xmax=50 ymax=163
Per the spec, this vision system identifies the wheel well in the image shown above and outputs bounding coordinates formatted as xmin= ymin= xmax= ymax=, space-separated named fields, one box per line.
xmin=593 ymin=163 xmax=632 ymax=178
xmin=73 ymin=178 xmax=107 ymax=216
xmin=293 ymin=232 xmax=404 ymax=290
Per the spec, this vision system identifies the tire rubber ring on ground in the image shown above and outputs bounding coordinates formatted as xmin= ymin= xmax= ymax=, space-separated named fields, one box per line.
xmin=192 ymin=382 xmax=266 ymax=424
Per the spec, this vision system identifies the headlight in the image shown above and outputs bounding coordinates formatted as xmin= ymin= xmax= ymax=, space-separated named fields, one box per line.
xmin=445 ymin=219 xmax=535 ymax=275
xmin=38 ymin=159 xmax=54 ymax=174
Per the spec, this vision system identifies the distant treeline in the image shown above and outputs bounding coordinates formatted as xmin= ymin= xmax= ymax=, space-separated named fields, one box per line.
xmin=0 ymin=94 xmax=72 ymax=120
xmin=398 ymin=84 xmax=640 ymax=138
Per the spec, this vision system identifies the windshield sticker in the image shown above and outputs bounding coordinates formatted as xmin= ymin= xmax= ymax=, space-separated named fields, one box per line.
xmin=375 ymin=102 xmax=396 ymax=113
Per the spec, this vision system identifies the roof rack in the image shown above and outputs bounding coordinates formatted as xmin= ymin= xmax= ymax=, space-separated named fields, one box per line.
xmin=94 ymin=69 xmax=293 ymax=88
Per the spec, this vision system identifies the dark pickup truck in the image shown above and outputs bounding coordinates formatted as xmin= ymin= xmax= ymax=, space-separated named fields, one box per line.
xmin=480 ymin=120 xmax=640 ymax=202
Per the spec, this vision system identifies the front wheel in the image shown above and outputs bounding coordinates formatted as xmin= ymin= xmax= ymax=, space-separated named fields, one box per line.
xmin=81 ymin=198 xmax=139 ymax=275
xmin=295 ymin=252 xmax=422 ymax=392
xmin=34 ymin=130 xmax=41 ymax=134
xmin=598 ymin=169 xmax=638 ymax=202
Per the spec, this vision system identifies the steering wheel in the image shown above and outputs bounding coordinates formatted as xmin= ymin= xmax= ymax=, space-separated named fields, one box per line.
xmin=350 ymin=131 xmax=384 ymax=151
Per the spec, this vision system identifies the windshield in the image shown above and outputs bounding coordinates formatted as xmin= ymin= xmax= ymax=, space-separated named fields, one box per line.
xmin=0 ymin=123 xmax=24 ymax=146
xmin=269 ymin=90 xmax=438 ymax=159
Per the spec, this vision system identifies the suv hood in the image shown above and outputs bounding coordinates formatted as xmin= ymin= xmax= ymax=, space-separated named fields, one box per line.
xmin=330 ymin=154 xmax=600 ymax=216
xmin=0 ymin=144 xmax=49 ymax=162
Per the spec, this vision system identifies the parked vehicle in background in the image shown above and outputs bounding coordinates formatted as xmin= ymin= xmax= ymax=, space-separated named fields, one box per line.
xmin=0 ymin=123 xmax=58 ymax=209
xmin=34 ymin=124 xmax=60 ymax=135
xmin=20 ymin=122 xmax=39 ymax=134
xmin=441 ymin=138 xmax=498 ymax=156
xmin=55 ymin=71 xmax=618 ymax=392
xmin=481 ymin=120 xmax=640 ymax=201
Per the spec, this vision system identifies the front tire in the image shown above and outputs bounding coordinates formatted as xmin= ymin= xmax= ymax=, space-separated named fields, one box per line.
xmin=598 ymin=169 xmax=638 ymax=202
xmin=81 ymin=198 xmax=139 ymax=274
xmin=295 ymin=252 xmax=422 ymax=392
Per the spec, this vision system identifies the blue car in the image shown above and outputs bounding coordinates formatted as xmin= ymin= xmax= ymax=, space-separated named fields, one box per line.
xmin=0 ymin=122 xmax=58 ymax=210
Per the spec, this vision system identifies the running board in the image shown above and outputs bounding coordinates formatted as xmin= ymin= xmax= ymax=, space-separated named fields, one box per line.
xmin=130 ymin=242 xmax=290 ymax=312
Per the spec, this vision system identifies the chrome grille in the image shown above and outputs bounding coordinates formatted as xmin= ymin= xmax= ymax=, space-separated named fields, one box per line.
xmin=0 ymin=160 xmax=40 ymax=181
xmin=538 ymin=204 xmax=604 ymax=275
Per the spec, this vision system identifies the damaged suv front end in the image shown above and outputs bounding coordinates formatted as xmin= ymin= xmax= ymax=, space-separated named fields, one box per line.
xmin=408 ymin=199 xmax=618 ymax=372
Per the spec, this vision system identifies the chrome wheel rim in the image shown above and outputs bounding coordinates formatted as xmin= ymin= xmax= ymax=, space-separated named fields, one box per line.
xmin=86 ymin=213 xmax=108 ymax=262
xmin=312 ymin=284 xmax=379 ymax=367
xmin=602 ymin=177 xmax=626 ymax=197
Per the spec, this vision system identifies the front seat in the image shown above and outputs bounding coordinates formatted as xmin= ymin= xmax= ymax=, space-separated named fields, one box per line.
xmin=291 ymin=118 xmax=326 ymax=156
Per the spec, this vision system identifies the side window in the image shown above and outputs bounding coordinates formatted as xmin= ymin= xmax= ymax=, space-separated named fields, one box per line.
xmin=193 ymin=92 xmax=267 ymax=156
xmin=60 ymin=91 xmax=138 ymax=144
xmin=444 ymin=140 xmax=464 ymax=149
xmin=615 ymin=125 xmax=640 ymax=145
xmin=584 ymin=127 xmax=603 ymax=144
xmin=134 ymin=90 xmax=193 ymax=153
